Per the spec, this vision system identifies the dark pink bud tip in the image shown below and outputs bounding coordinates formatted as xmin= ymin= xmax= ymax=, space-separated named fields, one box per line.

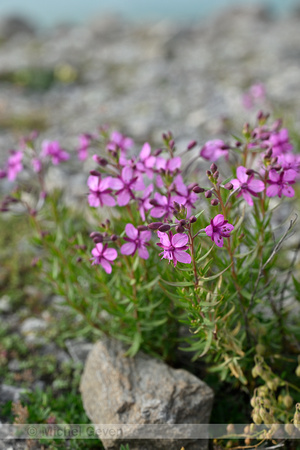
xmin=175 ymin=225 xmax=184 ymax=233
xmin=187 ymin=140 xmax=197 ymax=150
xmin=169 ymin=140 xmax=175 ymax=149
xmin=148 ymin=222 xmax=163 ymax=230
xmin=111 ymin=234 xmax=118 ymax=241
xmin=76 ymin=257 xmax=82 ymax=263
xmin=179 ymin=219 xmax=186 ymax=226
xmin=99 ymin=158 xmax=108 ymax=166
xmin=224 ymin=182 xmax=233 ymax=190
xmin=246 ymin=169 xmax=254 ymax=176
xmin=149 ymin=199 xmax=159 ymax=206
xmin=265 ymin=148 xmax=272 ymax=158
xmin=213 ymin=171 xmax=219 ymax=179
xmin=137 ymin=225 xmax=149 ymax=231
xmin=206 ymin=170 xmax=212 ymax=177
xmin=257 ymin=110 xmax=264 ymax=120
xmin=158 ymin=224 xmax=171 ymax=232
xmin=235 ymin=141 xmax=242 ymax=147
xmin=270 ymin=157 xmax=278 ymax=165
xmin=93 ymin=236 xmax=103 ymax=244
xmin=211 ymin=199 xmax=219 ymax=206
xmin=210 ymin=163 xmax=217 ymax=173
xmin=192 ymin=186 xmax=204 ymax=194
xmin=273 ymin=164 xmax=282 ymax=171
xmin=173 ymin=201 xmax=180 ymax=211
xmin=188 ymin=182 xmax=198 ymax=190
xmin=190 ymin=215 xmax=197 ymax=223
xmin=205 ymin=190 xmax=212 ymax=198
xmin=162 ymin=133 xmax=167 ymax=141
xmin=154 ymin=148 xmax=162 ymax=157
xmin=90 ymin=170 xmax=101 ymax=177
xmin=90 ymin=231 xmax=102 ymax=239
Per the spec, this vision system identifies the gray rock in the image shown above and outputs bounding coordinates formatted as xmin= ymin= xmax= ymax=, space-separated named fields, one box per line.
xmin=80 ymin=339 xmax=214 ymax=450
xmin=0 ymin=384 xmax=28 ymax=404
xmin=7 ymin=359 xmax=21 ymax=372
xmin=20 ymin=318 xmax=48 ymax=335
xmin=0 ymin=296 xmax=11 ymax=313
xmin=65 ymin=338 xmax=94 ymax=364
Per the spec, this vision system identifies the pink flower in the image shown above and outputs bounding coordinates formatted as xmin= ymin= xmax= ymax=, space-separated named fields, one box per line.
xmin=150 ymin=192 xmax=186 ymax=220
xmin=7 ymin=151 xmax=23 ymax=181
xmin=231 ymin=166 xmax=265 ymax=206
xmin=41 ymin=140 xmax=70 ymax=165
xmin=205 ymin=214 xmax=234 ymax=248
xmin=155 ymin=156 xmax=181 ymax=173
xmin=277 ymin=153 xmax=300 ymax=175
xmin=266 ymin=169 xmax=296 ymax=198
xmin=173 ymin=175 xmax=198 ymax=217
xmin=0 ymin=169 xmax=7 ymax=179
xmin=91 ymin=243 xmax=118 ymax=274
xmin=135 ymin=143 xmax=156 ymax=178
xmin=137 ymin=184 xmax=153 ymax=221
xmin=200 ymin=140 xmax=228 ymax=162
xmin=87 ymin=174 xmax=118 ymax=207
xmin=113 ymin=167 xmax=145 ymax=207
xmin=157 ymin=231 xmax=191 ymax=267
xmin=121 ymin=223 xmax=151 ymax=259
xmin=242 ymin=83 xmax=266 ymax=109
xmin=78 ymin=134 xmax=92 ymax=161
xmin=32 ymin=158 xmax=42 ymax=173
xmin=268 ymin=129 xmax=293 ymax=156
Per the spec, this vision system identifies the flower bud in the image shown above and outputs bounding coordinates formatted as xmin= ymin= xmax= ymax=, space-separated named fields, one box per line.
xmin=154 ymin=148 xmax=162 ymax=156
xmin=93 ymin=236 xmax=103 ymax=244
xmin=149 ymin=199 xmax=159 ymax=206
xmin=176 ymin=225 xmax=184 ymax=233
xmin=187 ymin=140 xmax=197 ymax=150
xmin=76 ymin=257 xmax=82 ymax=263
xmin=187 ymin=182 xmax=198 ymax=190
xmin=179 ymin=219 xmax=186 ymax=226
xmin=211 ymin=199 xmax=219 ymax=206
xmin=273 ymin=164 xmax=282 ymax=171
xmin=294 ymin=404 xmax=300 ymax=430
xmin=213 ymin=170 xmax=219 ymax=179
xmin=90 ymin=232 xmax=102 ymax=239
xmin=192 ymin=186 xmax=204 ymax=193
xmin=206 ymin=170 xmax=212 ymax=177
xmin=235 ymin=141 xmax=242 ymax=147
xmin=137 ymin=225 xmax=148 ymax=231
xmin=111 ymin=234 xmax=118 ymax=241
xmin=158 ymin=224 xmax=171 ymax=232
xmin=99 ymin=158 xmax=108 ymax=166
xmin=224 ymin=182 xmax=233 ymax=190
xmin=270 ymin=157 xmax=278 ymax=165
xmin=148 ymin=222 xmax=163 ymax=230
xmin=169 ymin=140 xmax=175 ymax=150
xmin=173 ymin=201 xmax=180 ymax=211
xmin=90 ymin=170 xmax=101 ymax=177
xmin=246 ymin=169 xmax=254 ymax=176
xmin=210 ymin=163 xmax=217 ymax=174
xmin=205 ymin=190 xmax=212 ymax=198
xmin=189 ymin=215 xmax=197 ymax=223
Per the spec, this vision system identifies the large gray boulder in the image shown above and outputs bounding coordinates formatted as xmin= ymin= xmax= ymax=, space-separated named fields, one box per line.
xmin=80 ymin=338 xmax=214 ymax=450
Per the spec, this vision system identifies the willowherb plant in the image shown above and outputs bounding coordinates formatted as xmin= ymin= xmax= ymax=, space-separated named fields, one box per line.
xmin=1 ymin=95 xmax=300 ymax=432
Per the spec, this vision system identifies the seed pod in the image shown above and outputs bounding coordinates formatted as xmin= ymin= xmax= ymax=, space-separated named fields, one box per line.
xmin=250 ymin=397 xmax=256 ymax=407
xmin=244 ymin=438 xmax=251 ymax=446
xmin=255 ymin=344 xmax=266 ymax=355
xmin=244 ymin=425 xmax=250 ymax=435
xmin=158 ymin=224 xmax=171 ymax=232
xmin=294 ymin=404 xmax=300 ymax=430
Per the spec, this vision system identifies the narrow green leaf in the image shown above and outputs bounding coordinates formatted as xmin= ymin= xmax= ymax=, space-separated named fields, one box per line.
xmin=196 ymin=244 xmax=214 ymax=263
xmin=199 ymin=262 xmax=233 ymax=281
xmin=160 ymin=279 xmax=195 ymax=287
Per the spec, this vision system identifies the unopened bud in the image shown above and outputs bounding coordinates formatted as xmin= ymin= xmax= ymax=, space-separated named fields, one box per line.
xmin=235 ymin=141 xmax=242 ymax=147
xmin=111 ymin=234 xmax=118 ymax=241
xmin=176 ymin=225 xmax=184 ymax=233
xmin=210 ymin=163 xmax=217 ymax=173
xmin=149 ymin=199 xmax=159 ymax=206
xmin=89 ymin=231 xmax=101 ymax=239
xmin=211 ymin=199 xmax=219 ymax=206
xmin=93 ymin=236 xmax=103 ymax=244
xmin=192 ymin=186 xmax=204 ymax=193
xmin=205 ymin=190 xmax=212 ymax=198
xmin=137 ymin=225 xmax=149 ymax=231
xmin=99 ymin=158 xmax=108 ymax=166
xmin=188 ymin=182 xmax=198 ymax=190
xmin=213 ymin=170 xmax=219 ymax=179
xmin=90 ymin=170 xmax=101 ymax=177
xmin=179 ymin=219 xmax=186 ymax=226
xmin=169 ymin=139 xmax=175 ymax=149
xmin=148 ymin=222 xmax=163 ymax=230
xmin=190 ymin=215 xmax=197 ymax=223
xmin=158 ymin=224 xmax=171 ymax=232
xmin=273 ymin=164 xmax=282 ymax=171
xmin=76 ymin=257 xmax=82 ymax=263
xmin=187 ymin=140 xmax=197 ymax=150
xmin=246 ymin=169 xmax=254 ymax=176
xmin=270 ymin=157 xmax=278 ymax=165
xmin=265 ymin=148 xmax=273 ymax=159
xmin=154 ymin=148 xmax=162 ymax=156
xmin=224 ymin=182 xmax=233 ymax=190
xmin=206 ymin=170 xmax=212 ymax=177
xmin=173 ymin=202 xmax=180 ymax=211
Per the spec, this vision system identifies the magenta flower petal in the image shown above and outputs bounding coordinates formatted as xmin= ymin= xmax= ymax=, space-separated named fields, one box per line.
xmin=174 ymin=250 xmax=192 ymax=264
xmin=283 ymin=169 xmax=297 ymax=183
xmin=121 ymin=242 xmax=137 ymax=255
xmin=247 ymin=178 xmax=265 ymax=193
xmin=266 ymin=184 xmax=279 ymax=197
xmin=101 ymin=259 xmax=112 ymax=274
xmin=125 ymin=224 xmax=138 ymax=240
xmin=212 ymin=214 xmax=225 ymax=227
xmin=140 ymin=230 xmax=151 ymax=241
xmin=242 ymin=190 xmax=254 ymax=206
xmin=103 ymin=247 xmax=118 ymax=261
xmin=168 ymin=157 xmax=181 ymax=171
xmin=157 ymin=231 xmax=171 ymax=247
xmin=172 ymin=233 xmax=189 ymax=248
xmin=268 ymin=170 xmax=281 ymax=182
xmin=117 ymin=190 xmax=131 ymax=206
xmin=140 ymin=142 xmax=151 ymax=160
xmin=138 ymin=246 xmax=149 ymax=260
xmin=281 ymin=185 xmax=295 ymax=197
xmin=213 ymin=233 xmax=223 ymax=247
xmin=101 ymin=194 xmax=116 ymax=207
xmin=236 ymin=166 xmax=248 ymax=184
xmin=205 ymin=224 xmax=213 ymax=237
